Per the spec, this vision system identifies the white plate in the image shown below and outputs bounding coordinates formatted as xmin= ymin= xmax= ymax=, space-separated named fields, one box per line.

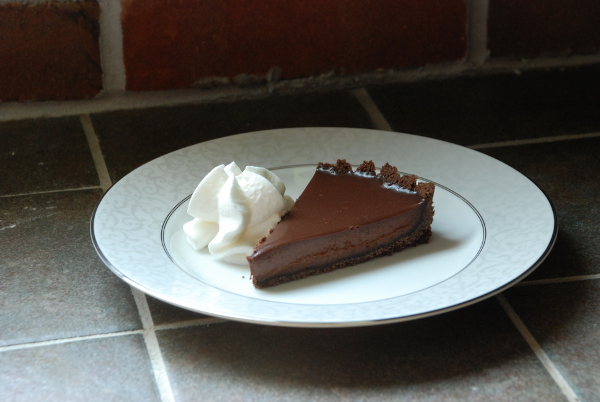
xmin=91 ymin=128 xmax=556 ymax=327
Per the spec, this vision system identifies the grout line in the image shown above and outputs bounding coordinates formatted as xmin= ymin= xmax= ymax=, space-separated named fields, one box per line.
xmin=466 ymin=0 xmax=489 ymax=65
xmin=5 ymin=107 xmax=224 ymax=371
xmin=0 ymin=317 xmax=229 ymax=354
xmin=517 ymin=274 xmax=600 ymax=287
xmin=468 ymin=132 xmax=600 ymax=150
xmin=0 ymin=186 xmax=102 ymax=198
xmin=345 ymin=87 xmax=599 ymax=153
xmin=2 ymin=53 xmax=600 ymax=122
xmin=144 ymin=331 xmax=176 ymax=402
xmin=131 ymin=289 xmax=176 ymax=402
xmin=0 ymin=329 xmax=143 ymax=353
xmin=348 ymin=88 xmax=394 ymax=131
xmin=496 ymin=294 xmax=580 ymax=402
xmin=131 ymin=288 xmax=156 ymax=330
xmin=80 ymin=114 xmax=113 ymax=192
xmin=97 ymin=0 xmax=126 ymax=92
xmin=156 ymin=317 xmax=229 ymax=331
xmin=82 ymin=114 xmax=175 ymax=402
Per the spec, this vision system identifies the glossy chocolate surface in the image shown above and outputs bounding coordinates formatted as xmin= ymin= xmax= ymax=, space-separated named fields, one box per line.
xmin=253 ymin=168 xmax=425 ymax=255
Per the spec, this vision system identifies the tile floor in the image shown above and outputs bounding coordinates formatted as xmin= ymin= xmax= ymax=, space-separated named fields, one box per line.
xmin=1 ymin=64 xmax=599 ymax=401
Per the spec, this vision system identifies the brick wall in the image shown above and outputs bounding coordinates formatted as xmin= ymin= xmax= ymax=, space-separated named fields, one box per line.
xmin=0 ymin=1 xmax=102 ymax=101
xmin=0 ymin=0 xmax=598 ymax=102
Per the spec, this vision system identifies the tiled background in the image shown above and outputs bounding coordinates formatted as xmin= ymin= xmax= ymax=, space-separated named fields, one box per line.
xmin=1 ymin=0 xmax=599 ymax=101
xmin=1 ymin=64 xmax=599 ymax=401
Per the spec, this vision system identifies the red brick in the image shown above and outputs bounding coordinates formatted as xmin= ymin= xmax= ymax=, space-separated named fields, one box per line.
xmin=339 ymin=0 xmax=467 ymax=73
xmin=488 ymin=0 xmax=600 ymax=58
xmin=224 ymin=0 xmax=343 ymax=78
xmin=0 ymin=1 xmax=102 ymax=102
xmin=121 ymin=0 xmax=467 ymax=91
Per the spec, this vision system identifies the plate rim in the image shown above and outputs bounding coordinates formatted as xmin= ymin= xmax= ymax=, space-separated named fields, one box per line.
xmin=90 ymin=127 xmax=558 ymax=327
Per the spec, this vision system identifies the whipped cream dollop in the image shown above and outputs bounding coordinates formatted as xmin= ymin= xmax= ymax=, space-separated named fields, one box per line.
xmin=183 ymin=162 xmax=294 ymax=264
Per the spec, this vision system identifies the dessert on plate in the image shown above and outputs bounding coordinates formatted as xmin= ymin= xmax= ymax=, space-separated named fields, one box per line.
xmin=247 ymin=159 xmax=435 ymax=288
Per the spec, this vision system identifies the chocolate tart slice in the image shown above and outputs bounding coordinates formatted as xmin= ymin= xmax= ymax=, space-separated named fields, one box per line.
xmin=247 ymin=160 xmax=435 ymax=288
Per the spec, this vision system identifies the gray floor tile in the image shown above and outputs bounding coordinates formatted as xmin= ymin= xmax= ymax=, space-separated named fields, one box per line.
xmin=0 ymin=117 xmax=99 ymax=196
xmin=3 ymin=64 xmax=597 ymax=402
xmin=157 ymin=299 xmax=562 ymax=401
xmin=480 ymin=137 xmax=600 ymax=280
xmin=146 ymin=295 xmax=211 ymax=326
xmin=0 ymin=190 xmax=141 ymax=346
xmin=505 ymin=280 xmax=600 ymax=401
xmin=0 ymin=334 xmax=160 ymax=402
xmin=91 ymin=91 xmax=373 ymax=182
xmin=368 ymin=64 xmax=600 ymax=146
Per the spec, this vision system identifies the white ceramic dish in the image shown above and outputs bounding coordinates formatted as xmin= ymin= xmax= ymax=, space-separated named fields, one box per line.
xmin=91 ymin=128 xmax=556 ymax=327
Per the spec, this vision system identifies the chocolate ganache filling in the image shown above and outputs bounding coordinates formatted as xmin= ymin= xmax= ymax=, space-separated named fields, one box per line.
xmin=247 ymin=160 xmax=435 ymax=288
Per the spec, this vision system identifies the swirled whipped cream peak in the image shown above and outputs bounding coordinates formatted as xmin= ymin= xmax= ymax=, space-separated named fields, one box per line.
xmin=183 ymin=162 xmax=294 ymax=264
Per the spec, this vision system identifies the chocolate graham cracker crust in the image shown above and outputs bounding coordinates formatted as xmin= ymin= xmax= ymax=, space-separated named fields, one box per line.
xmin=319 ymin=159 xmax=435 ymax=199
